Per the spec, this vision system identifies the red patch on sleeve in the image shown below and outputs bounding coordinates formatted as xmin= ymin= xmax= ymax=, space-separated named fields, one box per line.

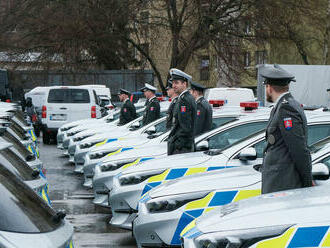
xmin=197 ymin=110 xmax=201 ymax=116
xmin=181 ymin=106 xmax=186 ymax=113
xmin=150 ymin=107 xmax=154 ymax=111
xmin=283 ymin=118 xmax=292 ymax=130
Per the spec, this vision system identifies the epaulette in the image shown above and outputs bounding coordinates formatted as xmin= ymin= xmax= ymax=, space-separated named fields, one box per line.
xmin=281 ymin=99 xmax=289 ymax=104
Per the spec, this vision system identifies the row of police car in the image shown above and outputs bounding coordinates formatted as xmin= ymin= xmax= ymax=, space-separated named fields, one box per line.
xmin=0 ymin=102 xmax=74 ymax=248
xmin=57 ymin=98 xmax=330 ymax=248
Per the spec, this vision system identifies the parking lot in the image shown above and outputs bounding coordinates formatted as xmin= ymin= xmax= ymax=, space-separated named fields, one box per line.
xmin=39 ymin=139 xmax=137 ymax=248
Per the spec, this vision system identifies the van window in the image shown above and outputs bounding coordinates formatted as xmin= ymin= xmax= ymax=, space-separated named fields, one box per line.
xmin=0 ymin=166 xmax=61 ymax=233
xmin=48 ymin=88 xmax=90 ymax=103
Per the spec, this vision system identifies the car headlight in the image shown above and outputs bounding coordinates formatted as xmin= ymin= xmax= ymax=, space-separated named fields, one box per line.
xmin=73 ymin=135 xmax=92 ymax=142
xmin=80 ymin=140 xmax=101 ymax=149
xmin=119 ymin=170 xmax=164 ymax=186
xmin=67 ymin=130 xmax=81 ymax=137
xmin=146 ymin=191 xmax=209 ymax=214
xmin=100 ymin=159 xmax=136 ymax=172
xmin=89 ymin=151 xmax=112 ymax=160
xmin=192 ymin=225 xmax=292 ymax=248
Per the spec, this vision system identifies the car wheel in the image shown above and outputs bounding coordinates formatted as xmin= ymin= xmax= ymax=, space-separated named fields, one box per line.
xmin=42 ymin=132 xmax=50 ymax=144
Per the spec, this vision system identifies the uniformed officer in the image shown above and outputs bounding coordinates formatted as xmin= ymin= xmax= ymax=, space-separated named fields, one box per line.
xmin=190 ymin=81 xmax=212 ymax=136
xmin=117 ymin=88 xmax=137 ymax=126
xmin=261 ymin=64 xmax=312 ymax=194
xmin=167 ymin=68 xmax=197 ymax=155
xmin=140 ymin=83 xmax=160 ymax=125
xmin=166 ymin=79 xmax=179 ymax=130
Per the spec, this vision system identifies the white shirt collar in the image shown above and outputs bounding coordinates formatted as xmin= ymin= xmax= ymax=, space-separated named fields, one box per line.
xmin=179 ymin=89 xmax=189 ymax=97
xmin=196 ymin=96 xmax=203 ymax=102
xmin=149 ymin=96 xmax=156 ymax=101
xmin=124 ymin=98 xmax=130 ymax=103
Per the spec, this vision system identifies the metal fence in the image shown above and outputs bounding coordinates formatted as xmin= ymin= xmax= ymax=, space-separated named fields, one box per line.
xmin=9 ymin=69 xmax=154 ymax=100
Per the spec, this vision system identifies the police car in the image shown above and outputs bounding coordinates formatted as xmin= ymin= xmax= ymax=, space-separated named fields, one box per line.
xmin=110 ymin=113 xmax=330 ymax=231
xmin=0 ymin=141 xmax=50 ymax=205
xmin=92 ymin=104 xmax=271 ymax=206
xmin=134 ymin=136 xmax=330 ymax=247
xmin=62 ymin=102 xmax=168 ymax=154
xmin=181 ymin=177 xmax=330 ymax=248
xmin=0 ymin=164 xmax=73 ymax=248
xmin=57 ymin=108 xmax=121 ymax=149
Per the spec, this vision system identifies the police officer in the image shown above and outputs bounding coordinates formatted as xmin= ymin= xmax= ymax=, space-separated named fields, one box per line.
xmin=261 ymin=64 xmax=312 ymax=194
xmin=190 ymin=81 xmax=212 ymax=136
xmin=166 ymin=79 xmax=179 ymax=130
xmin=118 ymin=88 xmax=137 ymax=126
xmin=140 ymin=83 xmax=160 ymax=125
xmin=167 ymin=68 xmax=197 ymax=155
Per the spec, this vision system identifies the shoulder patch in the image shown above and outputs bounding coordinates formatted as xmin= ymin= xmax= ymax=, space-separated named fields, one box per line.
xmin=181 ymin=106 xmax=186 ymax=113
xmin=283 ymin=117 xmax=292 ymax=130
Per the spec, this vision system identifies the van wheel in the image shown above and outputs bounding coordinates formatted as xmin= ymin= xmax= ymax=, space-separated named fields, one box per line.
xmin=42 ymin=132 xmax=50 ymax=144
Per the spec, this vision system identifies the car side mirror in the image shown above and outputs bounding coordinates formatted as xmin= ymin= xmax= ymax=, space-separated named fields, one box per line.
xmin=238 ymin=147 xmax=257 ymax=161
xmin=196 ymin=140 xmax=209 ymax=151
xmin=130 ymin=122 xmax=140 ymax=130
xmin=312 ymin=163 xmax=329 ymax=180
xmin=146 ymin=126 xmax=156 ymax=135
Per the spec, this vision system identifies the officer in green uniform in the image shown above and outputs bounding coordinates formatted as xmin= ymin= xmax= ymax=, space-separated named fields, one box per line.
xmin=190 ymin=81 xmax=212 ymax=136
xmin=118 ymin=88 xmax=137 ymax=126
xmin=167 ymin=68 xmax=197 ymax=155
xmin=166 ymin=79 xmax=179 ymax=130
xmin=140 ymin=83 xmax=160 ymax=126
xmin=261 ymin=64 xmax=312 ymax=194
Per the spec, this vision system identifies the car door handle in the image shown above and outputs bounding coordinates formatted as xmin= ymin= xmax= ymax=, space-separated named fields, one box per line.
xmin=60 ymin=107 xmax=67 ymax=110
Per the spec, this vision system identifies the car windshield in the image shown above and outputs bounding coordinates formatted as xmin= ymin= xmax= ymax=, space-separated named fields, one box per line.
xmin=11 ymin=119 xmax=27 ymax=137
xmin=14 ymin=111 xmax=29 ymax=126
xmin=0 ymin=148 xmax=36 ymax=180
xmin=204 ymin=121 xmax=267 ymax=155
xmin=210 ymin=117 xmax=237 ymax=131
xmin=309 ymin=136 xmax=330 ymax=154
xmin=48 ymin=88 xmax=90 ymax=103
xmin=0 ymin=165 xmax=62 ymax=233
xmin=8 ymin=125 xmax=26 ymax=140
xmin=2 ymin=132 xmax=34 ymax=159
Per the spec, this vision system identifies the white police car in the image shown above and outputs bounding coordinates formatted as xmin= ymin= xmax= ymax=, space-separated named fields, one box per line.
xmin=110 ymin=113 xmax=330 ymax=231
xmin=181 ymin=178 xmax=330 ymax=248
xmin=134 ymin=136 xmax=330 ymax=247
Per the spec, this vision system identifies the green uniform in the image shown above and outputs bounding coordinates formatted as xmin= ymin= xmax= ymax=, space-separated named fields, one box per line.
xmin=168 ymin=90 xmax=197 ymax=155
xmin=195 ymin=96 xmax=212 ymax=136
xmin=142 ymin=96 xmax=160 ymax=126
xmin=262 ymin=93 xmax=312 ymax=194
xmin=118 ymin=99 xmax=137 ymax=125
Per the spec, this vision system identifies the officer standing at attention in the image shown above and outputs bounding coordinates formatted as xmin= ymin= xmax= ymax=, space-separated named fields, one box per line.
xmin=166 ymin=79 xmax=179 ymax=130
xmin=167 ymin=68 xmax=197 ymax=155
xmin=190 ymin=81 xmax=213 ymax=136
xmin=140 ymin=83 xmax=160 ymax=125
xmin=118 ymin=88 xmax=137 ymax=126
xmin=261 ymin=64 xmax=312 ymax=194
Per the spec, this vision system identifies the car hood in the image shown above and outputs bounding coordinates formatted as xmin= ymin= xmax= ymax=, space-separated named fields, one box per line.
xmin=122 ymin=151 xmax=214 ymax=175
xmin=74 ymin=126 xmax=129 ymax=139
xmin=69 ymin=122 xmax=116 ymax=133
xmin=196 ymin=186 xmax=330 ymax=234
xmin=89 ymin=136 xmax=149 ymax=152
xmin=149 ymin=165 xmax=260 ymax=198
xmin=100 ymin=143 xmax=168 ymax=162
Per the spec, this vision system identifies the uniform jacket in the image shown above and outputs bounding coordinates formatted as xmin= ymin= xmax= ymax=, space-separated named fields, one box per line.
xmin=142 ymin=96 xmax=160 ymax=126
xmin=194 ymin=96 xmax=213 ymax=136
xmin=166 ymin=96 xmax=178 ymax=130
xmin=118 ymin=99 xmax=137 ymax=125
xmin=168 ymin=90 xmax=197 ymax=154
xmin=262 ymin=93 xmax=312 ymax=194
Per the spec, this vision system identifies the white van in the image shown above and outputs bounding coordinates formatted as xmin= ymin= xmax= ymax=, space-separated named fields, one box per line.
xmin=41 ymin=86 xmax=101 ymax=144
xmin=24 ymin=87 xmax=50 ymax=112
xmin=205 ymin=87 xmax=255 ymax=106
xmin=82 ymin=85 xmax=111 ymax=98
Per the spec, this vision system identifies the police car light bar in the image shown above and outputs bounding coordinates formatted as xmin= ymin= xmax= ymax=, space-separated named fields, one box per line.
xmin=209 ymin=100 xmax=225 ymax=108
xmin=240 ymin=102 xmax=259 ymax=110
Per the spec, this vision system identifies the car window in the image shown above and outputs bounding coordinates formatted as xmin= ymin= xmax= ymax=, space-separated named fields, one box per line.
xmin=48 ymin=88 xmax=90 ymax=103
xmin=211 ymin=117 xmax=237 ymax=130
xmin=8 ymin=124 xmax=26 ymax=140
xmin=0 ymin=148 xmax=36 ymax=180
xmin=207 ymin=122 xmax=267 ymax=150
xmin=309 ymin=136 xmax=330 ymax=154
xmin=253 ymin=140 xmax=267 ymax=158
xmin=154 ymin=120 xmax=166 ymax=133
xmin=14 ymin=112 xmax=29 ymax=126
xmin=0 ymin=166 xmax=62 ymax=233
xmin=307 ymin=124 xmax=330 ymax=146
xmin=321 ymin=155 xmax=330 ymax=169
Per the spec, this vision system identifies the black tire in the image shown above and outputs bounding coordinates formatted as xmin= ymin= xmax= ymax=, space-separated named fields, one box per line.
xmin=42 ymin=131 xmax=50 ymax=144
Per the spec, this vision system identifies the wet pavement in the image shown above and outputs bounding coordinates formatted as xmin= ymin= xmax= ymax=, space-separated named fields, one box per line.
xmin=39 ymin=139 xmax=137 ymax=248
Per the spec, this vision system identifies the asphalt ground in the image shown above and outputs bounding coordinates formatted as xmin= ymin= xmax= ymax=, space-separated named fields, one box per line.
xmin=39 ymin=139 xmax=137 ymax=248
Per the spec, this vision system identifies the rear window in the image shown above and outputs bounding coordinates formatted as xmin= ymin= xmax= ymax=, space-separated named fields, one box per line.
xmin=0 ymin=165 xmax=61 ymax=233
xmin=48 ymin=88 xmax=90 ymax=103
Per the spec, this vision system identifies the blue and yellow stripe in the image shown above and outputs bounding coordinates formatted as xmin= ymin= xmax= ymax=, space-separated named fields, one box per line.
xmin=141 ymin=166 xmax=230 ymax=197
xmin=95 ymin=137 xmax=127 ymax=147
xmin=174 ymin=189 xmax=261 ymax=245
xmin=39 ymin=184 xmax=52 ymax=206
xmin=65 ymin=240 xmax=74 ymax=248
xmin=106 ymin=147 xmax=133 ymax=157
